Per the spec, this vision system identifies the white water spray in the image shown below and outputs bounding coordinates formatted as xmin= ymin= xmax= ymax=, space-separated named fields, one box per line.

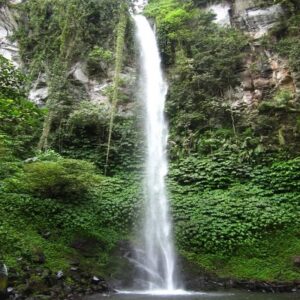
xmin=134 ymin=15 xmax=178 ymax=292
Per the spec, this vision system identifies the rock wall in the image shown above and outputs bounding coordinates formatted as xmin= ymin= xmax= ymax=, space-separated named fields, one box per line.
xmin=207 ymin=2 xmax=231 ymax=26
xmin=232 ymin=2 xmax=285 ymax=39
xmin=204 ymin=0 xmax=299 ymax=149
xmin=0 ymin=2 xmax=21 ymax=67
xmin=69 ymin=62 xmax=136 ymax=116
xmin=210 ymin=0 xmax=298 ymax=112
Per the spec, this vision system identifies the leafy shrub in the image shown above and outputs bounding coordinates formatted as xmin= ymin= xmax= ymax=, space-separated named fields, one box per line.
xmin=258 ymin=89 xmax=294 ymax=112
xmin=170 ymin=152 xmax=252 ymax=190
xmin=87 ymin=46 xmax=113 ymax=76
xmin=67 ymin=101 xmax=109 ymax=129
xmin=5 ymin=159 xmax=101 ymax=201
xmin=252 ymin=157 xmax=300 ymax=193
xmin=171 ymin=183 xmax=299 ymax=253
xmin=169 ymin=153 xmax=300 ymax=254
xmin=35 ymin=149 xmax=62 ymax=162
xmin=90 ymin=176 xmax=142 ymax=229
xmin=59 ymin=103 xmax=143 ymax=173
xmin=0 ymin=55 xmax=25 ymax=98
xmin=0 ymin=169 xmax=142 ymax=275
xmin=0 ymin=97 xmax=44 ymax=157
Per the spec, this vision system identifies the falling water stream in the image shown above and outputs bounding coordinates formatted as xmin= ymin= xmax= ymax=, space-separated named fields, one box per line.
xmin=133 ymin=14 xmax=178 ymax=293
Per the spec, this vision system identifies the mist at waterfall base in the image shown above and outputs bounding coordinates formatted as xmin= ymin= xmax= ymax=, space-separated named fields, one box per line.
xmin=85 ymin=292 xmax=298 ymax=300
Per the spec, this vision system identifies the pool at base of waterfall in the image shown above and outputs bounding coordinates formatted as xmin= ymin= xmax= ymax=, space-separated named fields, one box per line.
xmin=84 ymin=291 xmax=298 ymax=300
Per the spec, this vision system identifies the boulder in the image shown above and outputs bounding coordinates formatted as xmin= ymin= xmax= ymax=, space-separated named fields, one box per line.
xmin=91 ymin=276 xmax=100 ymax=285
xmin=56 ymin=271 xmax=64 ymax=280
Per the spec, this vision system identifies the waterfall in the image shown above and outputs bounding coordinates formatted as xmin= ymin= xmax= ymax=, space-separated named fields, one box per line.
xmin=134 ymin=15 xmax=178 ymax=292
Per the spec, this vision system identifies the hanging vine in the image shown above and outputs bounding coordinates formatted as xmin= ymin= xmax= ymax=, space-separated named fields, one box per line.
xmin=105 ymin=6 xmax=128 ymax=174
xmin=37 ymin=62 xmax=67 ymax=150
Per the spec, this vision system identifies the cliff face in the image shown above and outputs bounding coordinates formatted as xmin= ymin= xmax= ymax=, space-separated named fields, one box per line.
xmin=0 ymin=1 xmax=297 ymax=111
xmin=0 ymin=1 xmax=21 ymax=67
xmin=230 ymin=1 xmax=297 ymax=103
xmin=0 ymin=0 xmax=299 ymax=153
xmin=209 ymin=1 xmax=296 ymax=103
xmin=171 ymin=0 xmax=300 ymax=154
xmin=229 ymin=0 xmax=299 ymax=151
xmin=0 ymin=0 xmax=135 ymax=114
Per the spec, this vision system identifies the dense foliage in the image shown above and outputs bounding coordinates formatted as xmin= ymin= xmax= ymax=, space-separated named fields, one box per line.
xmin=171 ymin=157 xmax=300 ymax=253
xmin=145 ymin=0 xmax=300 ymax=281
xmin=0 ymin=55 xmax=25 ymax=98
xmin=0 ymin=150 xmax=141 ymax=280
xmin=16 ymin=0 xmax=126 ymax=73
xmin=14 ymin=0 xmax=137 ymax=172
xmin=145 ymin=0 xmax=248 ymax=157
xmin=0 ymin=55 xmax=43 ymax=159
xmin=0 ymin=0 xmax=299 ymax=293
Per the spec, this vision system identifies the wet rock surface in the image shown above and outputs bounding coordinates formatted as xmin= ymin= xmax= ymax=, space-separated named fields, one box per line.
xmin=2 ymin=265 xmax=112 ymax=300
xmin=184 ymin=272 xmax=300 ymax=294
xmin=1 ymin=242 xmax=112 ymax=300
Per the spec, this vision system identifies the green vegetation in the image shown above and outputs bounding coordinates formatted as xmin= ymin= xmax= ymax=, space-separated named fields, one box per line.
xmin=170 ymin=157 xmax=300 ymax=252
xmin=0 ymin=56 xmax=43 ymax=159
xmin=183 ymin=230 xmax=300 ymax=281
xmin=0 ymin=55 xmax=25 ymax=99
xmin=145 ymin=0 xmax=300 ymax=282
xmin=57 ymin=102 xmax=142 ymax=173
xmin=168 ymin=153 xmax=300 ymax=280
xmin=16 ymin=0 xmax=126 ymax=74
xmin=272 ymin=14 xmax=300 ymax=72
xmin=0 ymin=148 xmax=141 ymax=274
xmin=87 ymin=46 xmax=114 ymax=78
xmin=15 ymin=0 xmax=136 ymax=167
xmin=0 ymin=0 xmax=299 ymax=296
xmin=146 ymin=0 xmax=248 ymax=157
